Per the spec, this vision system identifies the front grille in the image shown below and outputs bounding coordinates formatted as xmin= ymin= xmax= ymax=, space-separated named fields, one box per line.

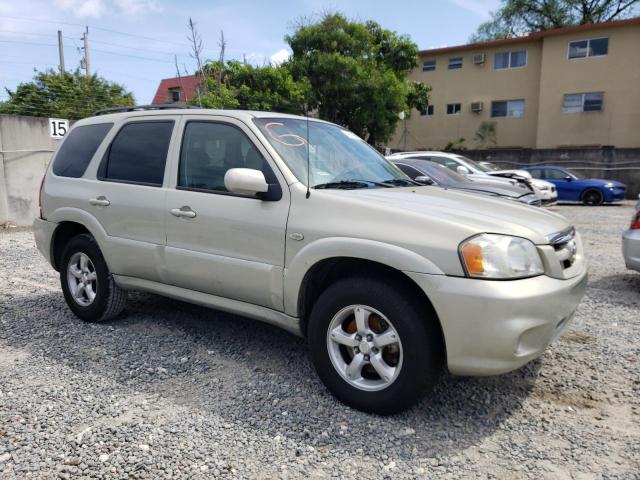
xmin=547 ymin=227 xmax=577 ymax=269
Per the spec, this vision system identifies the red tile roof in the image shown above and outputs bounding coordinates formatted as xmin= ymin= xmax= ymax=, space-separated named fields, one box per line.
xmin=151 ymin=74 xmax=200 ymax=104
xmin=419 ymin=17 xmax=640 ymax=56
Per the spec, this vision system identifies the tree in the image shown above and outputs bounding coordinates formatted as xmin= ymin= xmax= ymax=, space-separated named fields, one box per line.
xmin=0 ymin=70 xmax=134 ymax=119
xmin=471 ymin=0 xmax=639 ymax=41
xmin=286 ymin=13 xmax=431 ymax=146
xmin=474 ymin=121 xmax=498 ymax=148
xmin=192 ymin=60 xmax=310 ymax=113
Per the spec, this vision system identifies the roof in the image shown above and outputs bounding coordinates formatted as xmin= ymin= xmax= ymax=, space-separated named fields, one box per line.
xmin=72 ymin=108 xmax=331 ymax=127
xmin=419 ymin=17 xmax=640 ymax=56
xmin=151 ymin=75 xmax=200 ymax=104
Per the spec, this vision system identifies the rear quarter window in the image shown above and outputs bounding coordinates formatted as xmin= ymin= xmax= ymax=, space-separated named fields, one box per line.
xmin=52 ymin=123 xmax=113 ymax=178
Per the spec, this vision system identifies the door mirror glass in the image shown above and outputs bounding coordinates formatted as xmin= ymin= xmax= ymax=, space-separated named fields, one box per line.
xmin=414 ymin=176 xmax=434 ymax=185
xmin=456 ymin=165 xmax=470 ymax=175
xmin=224 ymin=168 xmax=269 ymax=196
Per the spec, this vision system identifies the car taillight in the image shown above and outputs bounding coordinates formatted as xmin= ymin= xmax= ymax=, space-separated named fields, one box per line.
xmin=631 ymin=211 xmax=640 ymax=230
xmin=38 ymin=175 xmax=46 ymax=220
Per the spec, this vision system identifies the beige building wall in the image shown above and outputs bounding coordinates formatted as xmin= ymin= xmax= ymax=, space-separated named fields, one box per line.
xmin=536 ymin=24 xmax=640 ymax=148
xmin=392 ymin=20 xmax=640 ymax=151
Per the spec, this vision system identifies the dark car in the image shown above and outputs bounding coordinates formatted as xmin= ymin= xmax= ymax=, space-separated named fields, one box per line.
xmin=390 ymin=158 xmax=543 ymax=206
xmin=522 ymin=166 xmax=626 ymax=205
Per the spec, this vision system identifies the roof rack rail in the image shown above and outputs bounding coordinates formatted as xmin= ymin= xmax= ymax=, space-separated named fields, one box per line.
xmin=92 ymin=104 xmax=200 ymax=116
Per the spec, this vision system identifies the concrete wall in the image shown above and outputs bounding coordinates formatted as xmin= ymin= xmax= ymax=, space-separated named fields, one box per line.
xmin=0 ymin=115 xmax=60 ymax=226
xmin=460 ymin=147 xmax=640 ymax=198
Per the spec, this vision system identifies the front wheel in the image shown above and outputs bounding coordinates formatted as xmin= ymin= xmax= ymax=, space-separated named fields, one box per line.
xmin=307 ymin=276 xmax=443 ymax=414
xmin=60 ymin=233 xmax=127 ymax=322
xmin=582 ymin=189 xmax=603 ymax=206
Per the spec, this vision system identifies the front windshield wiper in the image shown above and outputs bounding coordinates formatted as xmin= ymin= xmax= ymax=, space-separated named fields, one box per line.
xmin=381 ymin=178 xmax=419 ymax=186
xmin=313 ymin=179 xmax=392 ymax=189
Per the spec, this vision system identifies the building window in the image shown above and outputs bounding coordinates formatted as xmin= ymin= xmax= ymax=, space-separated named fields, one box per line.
xmin=563 ymin=92 xmax=603 ymax=113
xmin=448 ymin=57 xmax=463 ymax=70
xmin=494 ymin=50 xmax=527 ymax=69
xmin=491 ymin=99 xmax=525 ymax=118
xmin=420 ymin=105 xmax=434 ymax=116
xmin=422 ymin=60 xmax=436 ymax=72
xmin=169 ymin=88 xmax=181 ymax=102
xmin=446 ymin=103 xmax=461 ymax=115
xmin=568 ymin=37 xmax=608 ymax=59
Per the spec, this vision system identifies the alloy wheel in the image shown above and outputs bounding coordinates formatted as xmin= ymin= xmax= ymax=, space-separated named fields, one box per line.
xmin=67 ymin=252 xmax=98 ymax=307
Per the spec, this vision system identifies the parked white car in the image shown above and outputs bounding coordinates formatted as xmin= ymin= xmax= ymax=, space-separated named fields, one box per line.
xmin=388 ymin=152 xmax=557 ymax=205
xmin=34 ymin=107 xmax=587 ymax=414
xmin=622 ymin=195 xmax=640 ymax=272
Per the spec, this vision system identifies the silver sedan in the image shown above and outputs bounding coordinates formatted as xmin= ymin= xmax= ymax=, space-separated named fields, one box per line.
xmin=623 ymin=195 xmax=640 ymax=272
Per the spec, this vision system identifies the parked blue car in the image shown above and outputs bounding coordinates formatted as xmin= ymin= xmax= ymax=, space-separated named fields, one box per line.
xmin=523 ymin=166 xmax=626 ymax=205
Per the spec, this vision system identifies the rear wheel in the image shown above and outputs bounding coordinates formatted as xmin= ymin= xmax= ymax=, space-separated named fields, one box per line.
xmin=582 ymin=189 xmax=603 ymax=206
xmin=60 ymin=234 xmax=127 ymax=322
xmin=307 ymin=276 xmax=443 ymax=414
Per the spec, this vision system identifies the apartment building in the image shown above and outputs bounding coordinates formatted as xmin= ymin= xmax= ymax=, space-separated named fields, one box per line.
xmin=392 ymin=18 xmax=640 ymax=150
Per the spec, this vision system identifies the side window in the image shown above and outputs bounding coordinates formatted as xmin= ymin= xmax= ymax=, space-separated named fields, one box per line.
xmin=527 ymin=168 xmax=544 ymax=179
xmin=52 ymin=123 xmax=113 ymax=178
xmin=101 ymin=121 xmax=174 ymax=186
xmin=545 ymin=169 xmax=568 ymax=180
xmin=178 ymin=121 xmax=275 ymax=193
xmin=395 ymin=164 xmax=422 ymax=180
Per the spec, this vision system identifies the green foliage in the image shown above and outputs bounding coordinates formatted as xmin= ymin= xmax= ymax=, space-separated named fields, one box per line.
xmin=471 ymin=0 xmax=639 ymax=41
xmin=0 ymin=70 xmax=134 ymax=119
xmin=474 ymin=121 xmax=498 ymax=148
xmin=444 ymin=137 xmax=466 ymax=151
xmin=194 ymin=61 xmax=309 ymax=114
xmin=286 ymin=13 xmax=430 ymax=145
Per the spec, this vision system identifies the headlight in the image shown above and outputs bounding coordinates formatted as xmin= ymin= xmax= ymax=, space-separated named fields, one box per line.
xmin=538 ymin=184 xmax=549 ymax=191
xmin=459 ymin=234 xmax=544 ymax=279
xmin=604 ymin=182 xmax=614 ymax=188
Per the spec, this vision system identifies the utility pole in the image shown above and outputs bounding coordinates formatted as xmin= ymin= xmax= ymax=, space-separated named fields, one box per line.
xmin=57 ymin=30 xmax=65 ymax=73
xmin=82 ymin=27 xmax=91 ymax=76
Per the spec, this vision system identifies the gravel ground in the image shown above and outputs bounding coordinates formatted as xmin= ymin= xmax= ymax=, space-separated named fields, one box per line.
xmin=1 ymin=204 xmax=639 ymax=479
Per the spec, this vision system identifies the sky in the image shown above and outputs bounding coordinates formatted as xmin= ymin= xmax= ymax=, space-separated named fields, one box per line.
xmin=0 ymin=0 xmax=501 ymax=104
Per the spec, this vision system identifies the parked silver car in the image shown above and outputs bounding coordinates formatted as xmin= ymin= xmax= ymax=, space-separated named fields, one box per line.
xmin=34 ymin=106 xmax=587 ymax=414
xmin=623 ymin=196 xmax=640 ymax=272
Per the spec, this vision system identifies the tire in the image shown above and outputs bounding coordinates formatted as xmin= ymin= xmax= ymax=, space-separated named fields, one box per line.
xmin=581 ymin=189 xmax=603 ymax=206
xmin=59 ymin=233 xmax=127 ymax=322
xmin=307 ymin=276 xmax=443 ymax=415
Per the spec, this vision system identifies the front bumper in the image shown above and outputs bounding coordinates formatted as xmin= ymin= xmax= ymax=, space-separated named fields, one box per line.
xmin=33 ymin=218 xmax=58 ymax=268
xmin=406 ymin=268 xmax=588 ymax=376
xmin=622 ymin=229 xmax=640 ymax=272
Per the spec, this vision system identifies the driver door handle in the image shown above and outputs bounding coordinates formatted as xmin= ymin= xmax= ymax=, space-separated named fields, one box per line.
xmin=89 ymin=196 xmax=110 ymax=206
xmin=170 ymin=206 xmax=197 ymax=218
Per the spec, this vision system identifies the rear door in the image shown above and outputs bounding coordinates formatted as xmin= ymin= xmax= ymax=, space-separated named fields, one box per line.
xmin=163 ymin=116 xmax=290 ymax=311
xmin=89 ymin=118 xmax=177 ymax=282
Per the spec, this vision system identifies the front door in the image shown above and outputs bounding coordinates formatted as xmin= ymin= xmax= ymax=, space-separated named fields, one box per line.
xmin=164 ymin=117 xmax=290 ymax=311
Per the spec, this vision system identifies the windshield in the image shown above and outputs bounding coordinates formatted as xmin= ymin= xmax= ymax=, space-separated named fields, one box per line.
xmin=566 ymin=169 xmax=584 ymax=179
xmin=254 ymin=118 xmax=409 ymax=188
xmin=455 ymin=155 xmax=492 ymax=173
xmin=479 ymin=161 xmax=500 ymax=171
xmin=422 ymin=162 xmax=471 ymax=184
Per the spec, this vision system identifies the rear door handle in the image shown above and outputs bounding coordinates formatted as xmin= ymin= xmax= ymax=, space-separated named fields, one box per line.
xmin=170 ymin=206 xmax=197 ymax=218
xmin=89 ymin=196 xmax=110 ymax=206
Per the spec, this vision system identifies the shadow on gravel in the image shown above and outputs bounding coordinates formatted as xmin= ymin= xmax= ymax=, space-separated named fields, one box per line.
xmin=2 ymin=289 xmax=542 ymax=460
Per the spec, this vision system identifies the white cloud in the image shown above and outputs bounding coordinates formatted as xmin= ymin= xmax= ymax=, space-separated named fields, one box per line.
xmin=448 ymin=0 xmax=493 ymax=19
xmin=51 ymin=0 xmax=161 ymax=18
xmin=269 ymin=48 xmax=289 ymax=65
xmin=53 ymin=0 xmax=107 ymax=18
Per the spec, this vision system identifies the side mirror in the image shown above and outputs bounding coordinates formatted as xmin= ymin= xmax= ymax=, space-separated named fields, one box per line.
xmin=564 ymin=175 xmax=573 ymax=182
xmin=415 ymin=176 xmax=434 ymax=185
xmin=224 ymin=168 xmax=269 ymax=196
xmin=456 ymin=165 xmax=470 ymax=175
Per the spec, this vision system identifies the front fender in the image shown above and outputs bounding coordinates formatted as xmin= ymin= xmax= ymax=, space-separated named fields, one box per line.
xmin=283 ymin=236 xmax=444 ymax=316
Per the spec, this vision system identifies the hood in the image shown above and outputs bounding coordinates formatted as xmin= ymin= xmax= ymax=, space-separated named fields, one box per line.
xmin=344 ymin=186 xmax=569 ymax=245
xmin=487 ymin=169 xmax=533 ymax=179
xmin=453 ymin=181 xmax=531 ymax=199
